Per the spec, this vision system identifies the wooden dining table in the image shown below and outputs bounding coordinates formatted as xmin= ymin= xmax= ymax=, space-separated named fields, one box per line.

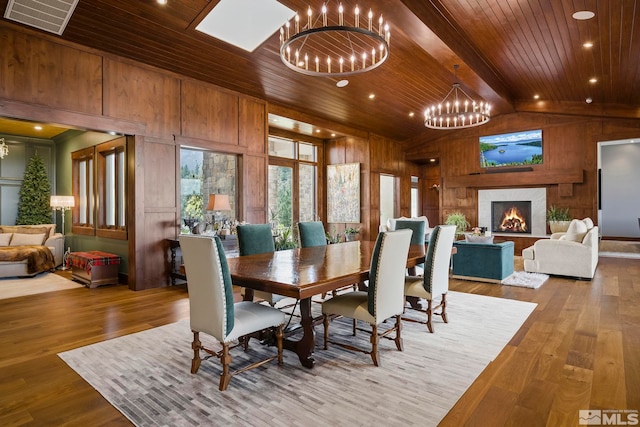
xmin=226 ymin=240 xmax=426 ymax=368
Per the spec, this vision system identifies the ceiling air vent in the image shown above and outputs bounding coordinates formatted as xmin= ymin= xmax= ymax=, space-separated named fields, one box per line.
xmin=4 ymin=0 xmax=79 ymax=35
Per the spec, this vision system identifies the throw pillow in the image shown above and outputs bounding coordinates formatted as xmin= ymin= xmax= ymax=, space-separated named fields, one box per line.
xmin=0 ymin=233 xmax=12 ymax=246
xmin=559 ymin=219 xmax=588 ymax=242
xmin=10 ymin=233 xmax=47 ymax=246
xmin=582 ymin=217 xmax=594 ymax=229
xmin=17 ymin=227 xmax=49 ymax=244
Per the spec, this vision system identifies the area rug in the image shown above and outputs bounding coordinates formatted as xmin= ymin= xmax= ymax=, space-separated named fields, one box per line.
xmin=502 ymin=271 xmax=549 ymax=289
xmin=0 ymin=272 xmax=83 ymax=300
xmin=59 ymin=291 xmax=537 ymax=427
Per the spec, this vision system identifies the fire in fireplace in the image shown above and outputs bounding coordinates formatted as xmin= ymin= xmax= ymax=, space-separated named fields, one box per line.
xmin=491 ymin=201 xmax=531 ymax=234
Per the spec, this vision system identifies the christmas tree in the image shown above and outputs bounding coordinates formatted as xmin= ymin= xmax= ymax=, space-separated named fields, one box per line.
xmin=16 ymin=154 xmax=52 ymax=225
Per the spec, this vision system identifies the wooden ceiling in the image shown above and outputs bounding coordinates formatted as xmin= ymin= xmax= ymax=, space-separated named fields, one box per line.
xmin=1 ymin=0 xmax=638 ymax=143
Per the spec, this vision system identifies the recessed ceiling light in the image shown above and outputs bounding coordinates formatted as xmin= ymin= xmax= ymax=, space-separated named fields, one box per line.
xmin=315 ymin=129 xmax=320 ymax=133
xmin=409 ymin=112 xmax=415 ymax=117
xmin=336 ymin=79 xmax=349 ymax=88
xmin=368 ymin=94 xmax=375 ymax=99
xmin=157 ymin=0 xmax=167 ymax=5
xmin=34 ymin=125 xmax=42 ymax=131
xmin=583 ymin=41 xmax=594 ymax=48
xmin=533 ymin=94 xmax=540 ymax=100
xmin=331 ymin=133 xmax=336 ymax=137
xmin=572 ymin=10 xmax=595 ymax=20
xmin=589 ymin=78 xmax=598 ymax=84
xmin=196 ymin=0 xmax=295 ymax=52
xmin=586 ymin=97 xmax=593 ymax=104
xmin=429 ymin=158 xmax=436 ymax=163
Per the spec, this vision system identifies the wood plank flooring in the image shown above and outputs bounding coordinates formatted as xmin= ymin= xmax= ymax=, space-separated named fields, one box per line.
xmin=0 ymin=256 xmax=638 ymax=426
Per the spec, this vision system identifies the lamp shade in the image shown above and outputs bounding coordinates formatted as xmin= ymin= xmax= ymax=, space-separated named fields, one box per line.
xmin=206 ymin=194 xmax=231 ymax=211
xmin=50 ymin=195 xmax=75 ymax=208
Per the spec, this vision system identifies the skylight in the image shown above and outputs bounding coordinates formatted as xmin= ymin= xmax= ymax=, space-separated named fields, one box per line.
xmin=196 ymin=0 xmax=295 ymax=52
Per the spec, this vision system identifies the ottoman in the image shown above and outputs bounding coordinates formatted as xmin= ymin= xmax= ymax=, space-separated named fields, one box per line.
xmin=66 ymin=251 xmax=121 ymax=288
xmin=452 ymin=241 xmax=514 ymax=283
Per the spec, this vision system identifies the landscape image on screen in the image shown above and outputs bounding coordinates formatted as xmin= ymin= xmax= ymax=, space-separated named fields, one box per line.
xmin=480 ymin=130 xmax=543 ymax=168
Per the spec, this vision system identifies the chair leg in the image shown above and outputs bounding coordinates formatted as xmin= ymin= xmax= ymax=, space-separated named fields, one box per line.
xmin=426 ymin=299 xmax=434 ymax=333
xmin=323 ymin=314 xmax=329 ymax=350
xmin=191 ymin=331 xmax=202 ymax=374
xmin=219 ymin=343 xmax=232 ymax=391
xmin=276 ymin=325 xmax=284 ymax=366
xmin=440 ymin=293 xmax=448 ymax=323
xmin=370 ymin=324 xmax=380 ymax=367
xmin=394 ymin=315 xmax=403 ymax=351
xmin=352 ymin=319 xmax=357 ymax=336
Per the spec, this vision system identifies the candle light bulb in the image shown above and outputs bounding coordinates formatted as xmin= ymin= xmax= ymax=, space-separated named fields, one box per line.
xmin=378 ymin=15 xmax=383 ymax=35
xmin=368 ymin=9 xmax=373 ymax=31
xmin=295 ymin=14 xmax=299 ymax=33
xmin=327 ymin=57 xmax=331 ymax=73
xmin=322 ymin=4 xmax=327 ymax=27
xmin=307 ymin=7 xmax=312 ymax=29
xmin=285 ymin=21 xmax=290 ymax=39
xmin=371 ymin=48 xmax=375 ymax=65
xmin=338 ymin=4 xmax=344 ymax=26
xmin=355 ymin=6 xmax=359 ymax=27
xmin=351 ymin=55 xmax=355 ymax=71
xmin=305 ymin=54 xmax=309 ymax=70
xmin=362 ymin=52 xmax=367 ymax=68
xmin=339 ymin=57 xmax=344 ymax=73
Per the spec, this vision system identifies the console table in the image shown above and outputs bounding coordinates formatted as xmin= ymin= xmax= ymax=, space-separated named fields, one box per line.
xmin=167 ymin=234 xmax=238 ymax=285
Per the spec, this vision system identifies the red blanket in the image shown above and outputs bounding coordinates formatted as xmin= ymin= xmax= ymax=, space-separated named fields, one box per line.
xmin=66 ymin=251 xmax=121 ymax=273
xmin=0 ymin=246 xmax=56 ymax=274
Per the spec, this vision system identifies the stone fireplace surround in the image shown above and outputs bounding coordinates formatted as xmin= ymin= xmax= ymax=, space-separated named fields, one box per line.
xmin=478 ymin=188 xmax=547 ymax=237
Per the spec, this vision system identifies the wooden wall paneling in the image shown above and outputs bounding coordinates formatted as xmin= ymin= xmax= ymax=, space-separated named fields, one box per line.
xmin=239 ymin=98 xmax=267 ymax=154
xmin=143 ymin=140 xmax=178 ymax=208
xmin=243 ymin=154 xmax=267 ymax=224
xmin=143 ymin=211 xmax=177 ymax=289
xmin=129 ymin=135 xmax=144 ymax=290
xmin=369 ymin=172 xmax=380 ymax=241
xmin=181 ymin=80 xmax=239 ymax=144
xmin=103 ymin=59 xmax=180 ymax=138
xmin=0 ymin=27 xmax=103 ymax=115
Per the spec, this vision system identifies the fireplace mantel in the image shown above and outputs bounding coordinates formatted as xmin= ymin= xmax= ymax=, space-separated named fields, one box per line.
xmin=445 ymin=169 xmax=583 ymax=197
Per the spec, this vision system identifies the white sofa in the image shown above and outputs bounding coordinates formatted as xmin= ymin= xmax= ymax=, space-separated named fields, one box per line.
xmin=522 ymin=218 xmax=598 ymax=279
xmin=0 ymin=224 xmax=64 ymax=277
xmin=380 ymin=216 xmax=434 ymax=242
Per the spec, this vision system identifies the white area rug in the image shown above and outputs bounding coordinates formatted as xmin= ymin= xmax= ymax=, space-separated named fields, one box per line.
xmin=0 ymin=272 xmax=82 ymax=300
xmin=59 ymin=291 xmax=537 ymax=427
xmin=502 ymin=271 xmax=549 ymax=289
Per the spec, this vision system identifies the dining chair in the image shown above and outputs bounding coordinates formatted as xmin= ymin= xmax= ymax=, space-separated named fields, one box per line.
xmin=321 ymin=229 xmax=412 ymax=366
xmin=179 ymin=235 xmax=285 ymax=391
xmin=297 ymin=221 xmax=327 ymax=247
xmin=236 ymin=224 xmax=286 ymax=306
xmin=403 ymin=224 xmax=456 ymax=333
xmin=394 ymin=219 xmax=426 ymax=273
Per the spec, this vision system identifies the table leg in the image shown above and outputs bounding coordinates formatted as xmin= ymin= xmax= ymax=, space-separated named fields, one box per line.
xmin=283 ymin=297 xmax=315 ymax=368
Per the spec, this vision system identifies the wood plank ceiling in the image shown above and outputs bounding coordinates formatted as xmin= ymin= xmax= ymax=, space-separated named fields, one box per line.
xmin=0 ymin=0 xmax=638 ymax=143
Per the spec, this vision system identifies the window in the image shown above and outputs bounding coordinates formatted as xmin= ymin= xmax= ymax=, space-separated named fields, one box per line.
xmin=96 ymin=137 xmax=127 ymax=239
xmin=411 ymin=176 xmax=419 ymax=218
xmin=268 ymin=136 xmax=318 ymax=229
xmin=380 ymin=174 xmax=396 ymax=226
xmin=179 ymin=148 xmax=237 ymax=234
xmin=71 ymin=137 xmax=127 ymax=239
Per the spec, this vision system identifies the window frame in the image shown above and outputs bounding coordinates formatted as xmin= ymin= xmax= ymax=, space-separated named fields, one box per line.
xmin=96 ymin=137 xmax=127 ymax=239
xmin=71 ymin=146 xmax=95 ymax=236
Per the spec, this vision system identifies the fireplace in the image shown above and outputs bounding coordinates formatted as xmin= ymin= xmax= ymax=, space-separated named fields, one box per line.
xmin=478 ymin=188 xmax=547 ymax=237
xmin=491 ymin=201 xmax=531 ymax=234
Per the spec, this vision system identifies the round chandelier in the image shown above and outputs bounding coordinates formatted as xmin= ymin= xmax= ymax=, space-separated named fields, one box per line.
xmin=279 ymin=2 xmax=391 ymax=77
xmin=424 ymin=65 xmax=490 ymax=129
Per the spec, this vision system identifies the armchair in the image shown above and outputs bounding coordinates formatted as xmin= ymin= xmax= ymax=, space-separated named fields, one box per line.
xmin=522 ymin=218 xmax=598 ymax=279
xmin=179 ymin=235 xmax=285 ymax=391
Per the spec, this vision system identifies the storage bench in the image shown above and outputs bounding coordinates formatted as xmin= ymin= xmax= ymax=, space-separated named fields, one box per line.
xmin=66 ymin=251 xmax=120 ymax=288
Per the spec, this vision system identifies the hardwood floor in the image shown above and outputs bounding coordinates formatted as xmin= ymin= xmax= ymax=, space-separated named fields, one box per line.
xmin=0 ymin=257 xmax=638 ymax=426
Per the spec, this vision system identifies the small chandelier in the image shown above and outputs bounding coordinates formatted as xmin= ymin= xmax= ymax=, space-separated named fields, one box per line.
xmin=424 ymin=65 xmax=490 ymax=129
xmin=280 ymin=2 xmax=391 ymax=77
xmin=0 ymin=138 xmax=8 ymax=159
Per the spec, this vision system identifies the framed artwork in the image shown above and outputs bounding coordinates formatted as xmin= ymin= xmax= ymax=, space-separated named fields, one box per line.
xmin=327 ymin=163 xmax=360 ymax=223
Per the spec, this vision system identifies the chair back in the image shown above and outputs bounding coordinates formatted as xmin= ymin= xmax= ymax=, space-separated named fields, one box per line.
xmin=298 ymin=221 xmax=327 ymax=247
xmin=367 ymin=229 xmax=413 ymax=321
xmin=236 ymin=224 xmax=275 ymax=256
xmin=395 ymin=219 xmax=427 ymax=245
xmin=423 ymin=225 xmax=456 ymax=296
xmin=179 ymin=235 xmax=235 ymax=342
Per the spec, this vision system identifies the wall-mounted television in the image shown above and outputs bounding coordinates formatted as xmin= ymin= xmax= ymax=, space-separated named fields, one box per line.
xmin=480 ymin=129 xmax=543 ymax=168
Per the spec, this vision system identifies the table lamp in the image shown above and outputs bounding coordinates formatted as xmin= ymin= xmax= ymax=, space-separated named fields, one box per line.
xmin=205 ymin=194 xmax=231 ymax=233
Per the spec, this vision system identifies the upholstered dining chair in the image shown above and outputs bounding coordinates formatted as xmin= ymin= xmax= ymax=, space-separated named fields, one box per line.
xmin=179 ymin=235 xmax=285 ymax=391
xmin=403 ymin=224 xmax=456 ymax=333
xmin=321 ymin=229 xmax=412 ymax=366
xmin=236 ymin=224 xmax=285 ymax=306
xmin=395 ymin=219 xmax=426 ymax=273
xmin=297 ymin=221 xmax=327 ymax=247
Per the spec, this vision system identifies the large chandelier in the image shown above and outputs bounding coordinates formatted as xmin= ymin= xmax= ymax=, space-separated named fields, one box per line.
xmin=280 ymin=2 xmax=390 ymax=77
xmin=424 ymin=65 xmax=490 ymax=129
xmin=0 ymin=138 xmax=8 ymax=159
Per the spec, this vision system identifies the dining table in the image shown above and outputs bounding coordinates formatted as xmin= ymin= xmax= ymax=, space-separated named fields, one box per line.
xmin=226 ymin=240 xmax=426 ymax=368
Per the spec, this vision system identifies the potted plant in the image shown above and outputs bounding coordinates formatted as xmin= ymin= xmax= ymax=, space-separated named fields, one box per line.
xmin=546 ymin=205 xmax=572 ymax=233
xmin=344 ymin=226 xmax=360 ymax=242
xmin=445 ymin=212 xmax=470 ymax=238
